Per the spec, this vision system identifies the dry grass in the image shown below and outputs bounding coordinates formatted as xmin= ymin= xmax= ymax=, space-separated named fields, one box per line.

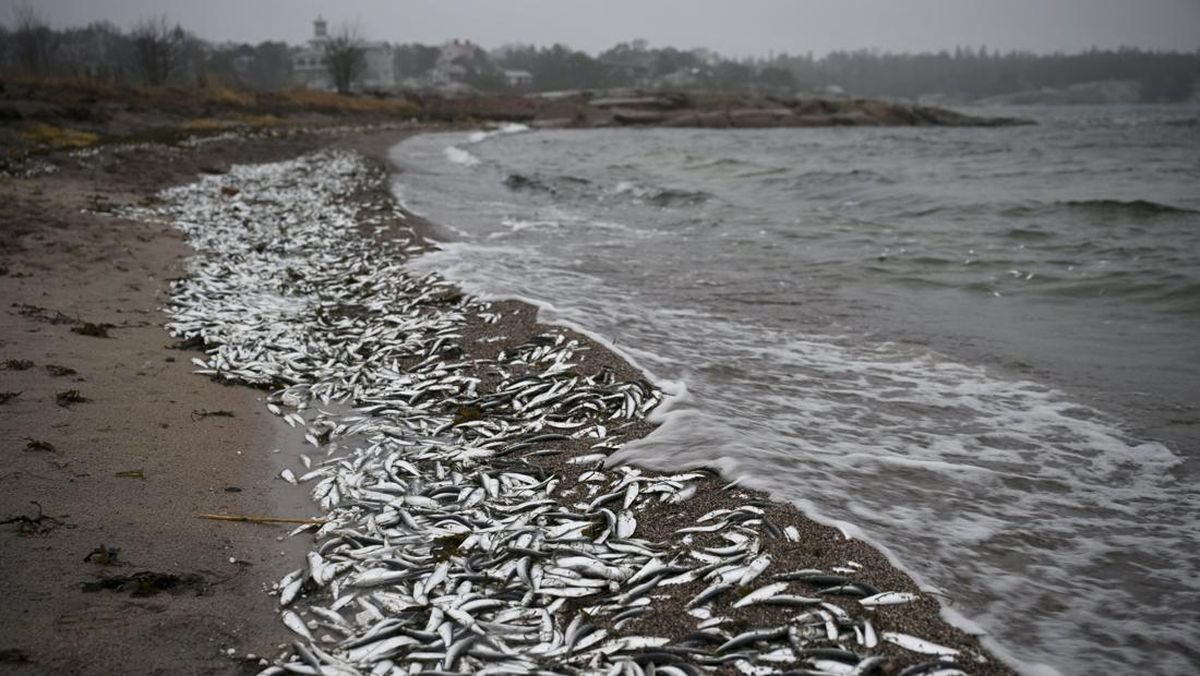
xmin=1 ymin=75 xmax=418 ymax=117
xmin=19 ymin=123 xmax=100 ymax=149
xmin=1 ymin=74 xmax=122 ymax=99
xmin=267 ymin=88 xmax=419 ymax=115
xmin=1 ymin=76 xmax=424 ymax=159
xmin=194 ymin=82 xmax=257 ymax=107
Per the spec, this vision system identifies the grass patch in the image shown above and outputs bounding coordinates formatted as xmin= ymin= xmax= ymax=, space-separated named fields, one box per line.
xmin=19 ymin=122 xmax=100 ymax=149
xmin=182 ymin=113 xmax=284 ymax=133
xmin=269 ymin=88 xmax=419 ymax=115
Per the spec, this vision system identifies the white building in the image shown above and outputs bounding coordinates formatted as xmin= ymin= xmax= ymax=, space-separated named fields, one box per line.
xmin=504 ymin=69 xmax=534 ymax=89
xmin=292 ymin=16 xmax=331 ymax=89
xmin=292 ymin=16 xmax=397 ymax=92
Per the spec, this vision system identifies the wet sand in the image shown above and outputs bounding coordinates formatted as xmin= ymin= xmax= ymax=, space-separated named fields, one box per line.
xmin=1 ymin=128 xmax=1015 ymax=674
xmin=0 ymin=128 xmax=412 ymax=674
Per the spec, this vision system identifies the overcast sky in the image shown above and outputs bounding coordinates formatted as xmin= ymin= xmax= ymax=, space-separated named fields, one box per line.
xmin=21 ymin=0 xmax=1200 ymax=57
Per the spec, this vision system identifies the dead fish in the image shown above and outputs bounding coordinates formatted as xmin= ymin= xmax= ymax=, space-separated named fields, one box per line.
xmin=282 ymin=610 xmax=315 ymax=641
xmin=141 ymin=149 xmax=976 ymax=676
xmin=616 ymin=509 xmax=637 ymax=538
xmin=737 ymin=555 xmax=772 ymax=586
xmin=731 ymin=581 xmax=788 ymax=608
xmin=881 ymin=631 xmax=960 ymax=656
xmin=859 ymin=591 xmax=919 ymax=607
xmin=717 ymin=627 xmax=787 ymax=653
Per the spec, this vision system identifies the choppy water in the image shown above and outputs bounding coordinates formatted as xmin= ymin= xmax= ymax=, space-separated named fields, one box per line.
xmin=388 ymin=105 xmax=1200 ymax=675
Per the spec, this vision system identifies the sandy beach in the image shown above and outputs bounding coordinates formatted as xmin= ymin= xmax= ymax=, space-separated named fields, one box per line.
xmin=0 ymin=128 xmax=412 ymax=672
xmin=2 ymin=128 xmax=1015 ymax=675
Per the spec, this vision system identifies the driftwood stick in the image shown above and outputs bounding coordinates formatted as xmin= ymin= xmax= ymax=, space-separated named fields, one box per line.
xmin=197 ymin=513 xmax=328 ymax=525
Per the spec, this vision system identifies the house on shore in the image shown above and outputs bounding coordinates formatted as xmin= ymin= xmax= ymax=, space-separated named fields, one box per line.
xmin=504 ymin=69 xmax=534 ymax=89
xmin=292 ymin=16 xmax=397 ymax=92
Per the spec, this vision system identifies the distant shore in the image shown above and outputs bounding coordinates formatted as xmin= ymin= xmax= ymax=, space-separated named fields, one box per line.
xmin=1 ymin=77 xmax=1032 ymax=168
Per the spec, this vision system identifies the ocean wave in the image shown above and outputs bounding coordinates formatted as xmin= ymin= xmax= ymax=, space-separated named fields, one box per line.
xmin=997 ymin=198 xmax=1197 ymax=219
xmin=503 ymin=172 xmax=554 ymax=193
xmin=1060 ymin=199 xmax=1196 ymax=215
xmin=442 ymin=145 xmax=481 ymax=167
xmin=794 ymin=168 xmax=896 ymax=185
xmin=611 ymin=180 xmax=711 ymax=207
xmin=1163 ymin=117 xmax=1199 ymax=128
xmin=503 ymin=172 xmax=593 ymax=196
xmin=1005 ymin=226 xmax=1054 ymax=240
xmin=465 ymin=122 xmax=530 ymax=144
xmin=683 ymin=156 xmax=751 ymax=170
xmin=682 ymin=156 xmax=790 ymax=179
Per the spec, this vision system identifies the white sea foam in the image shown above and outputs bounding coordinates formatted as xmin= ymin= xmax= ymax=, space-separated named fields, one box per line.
xmin=467 ymin=122 xmax=531 ymax=144
xmin=443 ymin=145 xmax=481 ymax=167
xmin=489 ymin=217 xmax=563 ymax=237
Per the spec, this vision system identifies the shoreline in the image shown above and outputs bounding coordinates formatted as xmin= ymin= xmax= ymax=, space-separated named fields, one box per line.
xmin=1 ymin=77 xmax=1031 ymax=170
xmin=2 ymin=128 xmax=1018 ymax=674
xmin=379 ymin=139 xmax=1028 ymax=675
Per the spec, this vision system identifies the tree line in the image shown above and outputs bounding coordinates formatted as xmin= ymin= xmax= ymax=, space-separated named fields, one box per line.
xmin=0 ymin=9 xmax=295 ymax=90
xmin=491 ymin=41 xmax=1198 ymax=102
xmin=2 ymin=7 xmax=1197 ymax=103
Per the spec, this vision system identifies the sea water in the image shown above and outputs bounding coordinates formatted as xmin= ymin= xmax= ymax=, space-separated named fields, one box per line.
xmin=390 ymin=104 xmax=1200 ymax=674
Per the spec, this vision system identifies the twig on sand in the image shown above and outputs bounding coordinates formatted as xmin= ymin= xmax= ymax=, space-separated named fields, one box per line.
xmin=197 ymin=513 xmax=327 ymax=525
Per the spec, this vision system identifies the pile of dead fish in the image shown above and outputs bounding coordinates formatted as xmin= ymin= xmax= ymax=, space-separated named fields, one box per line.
xmin=124 ymin=150 xmax=988 ymax=676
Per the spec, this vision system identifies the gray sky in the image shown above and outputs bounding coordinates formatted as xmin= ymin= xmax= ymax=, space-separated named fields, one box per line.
xmin=22 ymin=0 xmax=1200 ymax=57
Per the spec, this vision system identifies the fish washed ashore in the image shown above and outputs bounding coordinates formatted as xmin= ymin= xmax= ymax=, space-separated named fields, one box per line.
xmin=134 ymin=140 xmax=1018 ymax=675
xmin=3 ymin=130 xmax=1014 ymax=675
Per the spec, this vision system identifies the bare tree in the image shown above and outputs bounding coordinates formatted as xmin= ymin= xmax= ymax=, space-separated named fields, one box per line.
xmin=323 ymin=24 xmax=365 ymax=94
xmin=130 ymin=15 xmax=186 ymax=86
xmin=12 ymin=2 xmax=58 ymax=75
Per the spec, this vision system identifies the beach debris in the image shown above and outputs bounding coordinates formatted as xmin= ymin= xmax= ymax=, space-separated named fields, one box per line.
xmin=12 ymin=303 xmax=75 ymax=325
xmin=1 ymin=501 xmax=67 ymax=536
xmin=81 ymin=571 xmax=205 ymax=597
xmin=197 ymin=513 xmax=327 ymax=526
xmin=190 ymin=408 xmax=235 ymax=420
xmin=85 ymin=193 xmax=116 ymax=213
xmin=113 ymin=469 xmax=145 ymax=480
xmin=123 ymin=149 xmax=988 ymax=675
xmin=54 ymin=389 xmax=87 ymax=407
xmin=70 ymin=322 xmax=111 ymax=338
xmin=3 ymin=359 xmax=34 ymax=370
xmin=83 ymin=544 xmax=120 ymax=565
xmin=23 ymin=438 xmax=57 ymax=453
xmin=44 ymin=364 xmax=76 ymax=377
